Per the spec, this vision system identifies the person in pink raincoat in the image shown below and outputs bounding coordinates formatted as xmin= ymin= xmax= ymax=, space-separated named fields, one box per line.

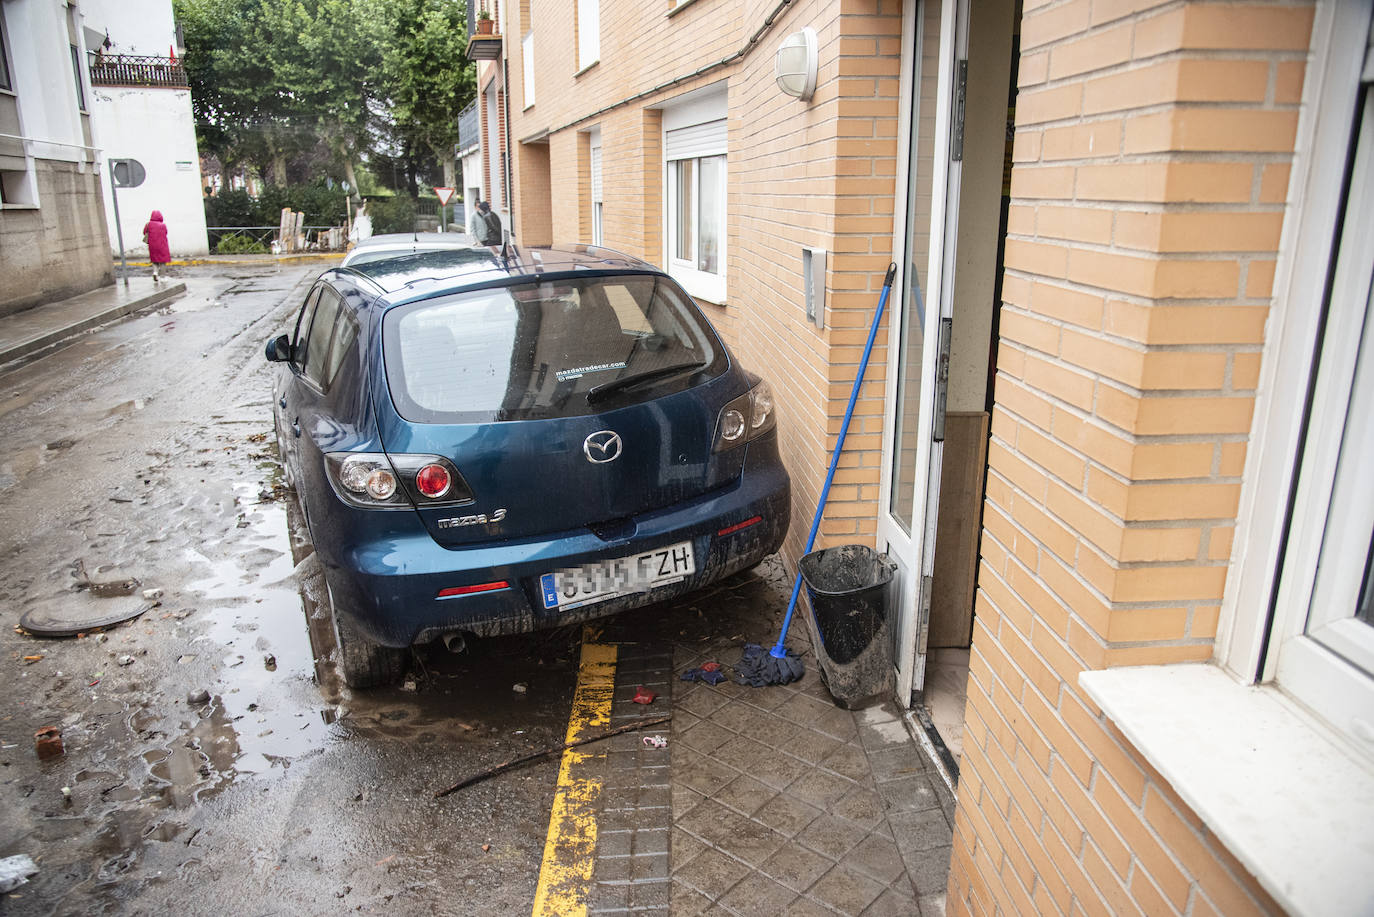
xmin=142 ymin=210 xmax=171 ymax=281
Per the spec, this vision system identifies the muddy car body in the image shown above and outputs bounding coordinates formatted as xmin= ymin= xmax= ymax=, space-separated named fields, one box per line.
xmin=267 ymin=244 xmax=790 ymax=685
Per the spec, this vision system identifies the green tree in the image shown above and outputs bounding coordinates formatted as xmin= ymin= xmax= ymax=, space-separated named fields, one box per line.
xmin=382 ymin=0 xmax=476 ymax=188
xmin=176 ymin=0 xmax=475 ymax=198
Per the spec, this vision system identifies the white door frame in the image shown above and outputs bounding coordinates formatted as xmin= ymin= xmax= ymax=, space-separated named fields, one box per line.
xmin=877 ymin=0 xmax=966 ymax=705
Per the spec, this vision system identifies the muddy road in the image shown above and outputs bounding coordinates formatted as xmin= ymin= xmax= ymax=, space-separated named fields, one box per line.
xmin=0 ymin=264 xmax=601 ymax=915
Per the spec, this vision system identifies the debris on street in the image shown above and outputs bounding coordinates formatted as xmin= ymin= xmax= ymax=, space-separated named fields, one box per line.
xmin=632 ymin=685 xmax=656 ymax=704
xmin=680 ymin=661 xmax=727 ymax=685
xmin=435 ymin=713 xmax=672 ymax=797
xmin=0 ymin=854 xmax=38 ymax=893
xmin=642 ymin=735 xmax=668 ymax=748
xmin=34 ymin=726 xmax=63 ymax=760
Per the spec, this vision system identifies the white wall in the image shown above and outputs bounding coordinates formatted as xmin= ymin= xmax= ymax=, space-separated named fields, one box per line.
xmin=5 ymin=0 xmax=89 ymax=163
xmin=79 ymin=0 xmax=209 ymax=256
xmin=90 ymin=87 xmax=208 ymax=256
xmin=80 ymin=0 xmax=177 ymax=56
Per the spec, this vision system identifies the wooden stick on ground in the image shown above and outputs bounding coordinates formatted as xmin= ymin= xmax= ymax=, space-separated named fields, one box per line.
xmin=434 ymin=713 xmax=672 ymax=798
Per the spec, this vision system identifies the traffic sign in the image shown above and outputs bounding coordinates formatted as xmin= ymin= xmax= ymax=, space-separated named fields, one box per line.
xmin=110 ymin=158 xmax=146 ymax=188
xmin=434 ymin=187 xmax=455 ymax=207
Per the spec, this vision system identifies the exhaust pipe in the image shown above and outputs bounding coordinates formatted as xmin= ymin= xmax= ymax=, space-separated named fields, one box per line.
xmin=442 ymin=632 xmax=468 ymax=654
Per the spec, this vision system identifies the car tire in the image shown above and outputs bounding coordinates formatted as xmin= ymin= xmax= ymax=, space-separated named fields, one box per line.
xmin=326 ymin=587 xmax=406 ymax=689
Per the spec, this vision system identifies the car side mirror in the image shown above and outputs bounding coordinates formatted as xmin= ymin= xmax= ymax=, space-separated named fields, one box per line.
xmin=265 ymin=334 xmax=292 ymax=362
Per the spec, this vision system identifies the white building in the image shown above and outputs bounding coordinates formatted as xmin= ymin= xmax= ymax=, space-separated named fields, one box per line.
xmin=81 ymin=0 xmax=208 ymax=258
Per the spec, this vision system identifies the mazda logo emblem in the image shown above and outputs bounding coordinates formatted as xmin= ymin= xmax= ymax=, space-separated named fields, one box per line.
xmin=583 ymin=430 xmax=622 ymax=464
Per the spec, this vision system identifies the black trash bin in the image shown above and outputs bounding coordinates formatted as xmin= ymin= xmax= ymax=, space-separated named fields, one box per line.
xmin=799 ymin=544 xmax=896 ymax=709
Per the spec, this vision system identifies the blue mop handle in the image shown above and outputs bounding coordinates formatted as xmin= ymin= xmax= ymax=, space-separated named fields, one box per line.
xmin=771 ymin=262 xmax=898 ymax=659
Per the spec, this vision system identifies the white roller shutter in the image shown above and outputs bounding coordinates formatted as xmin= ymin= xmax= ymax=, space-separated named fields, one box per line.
xmin=663 ymin=119 xmax=726 ymax=162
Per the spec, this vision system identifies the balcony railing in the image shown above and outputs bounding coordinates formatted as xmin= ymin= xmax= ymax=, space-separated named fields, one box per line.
xmin=458 ymin=99 xmax=479 ymax=153
xmin=89 ymin=54 xmax=189 ymax=89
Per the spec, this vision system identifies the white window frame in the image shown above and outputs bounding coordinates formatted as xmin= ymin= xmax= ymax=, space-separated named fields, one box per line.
xmin=1217 ymin=0 xmax=1374 ymax=744
xmin=577 ymin=0 xmax=599 ymax=72
xmin=661 ymin=85 xmax=727 ymax=303
xmin=522 ymin=31 xmax=534 ymax=110
xmin=1265 ymin=83 xmax=1374 ymax=737
xmin=589 ymin=127 xmax=603 ymax=245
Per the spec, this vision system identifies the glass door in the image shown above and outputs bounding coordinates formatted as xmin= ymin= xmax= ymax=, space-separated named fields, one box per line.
xmin=879 ymin=0 xmax=965 ymax=703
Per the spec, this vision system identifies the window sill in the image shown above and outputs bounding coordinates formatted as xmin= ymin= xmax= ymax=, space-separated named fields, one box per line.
xmin=575 ymin=60 xmax=599 ymax=78
xmin=669 ymin=266 xmax=725 ymax=305
xmin=1078 ymin=663 xmax=1374 ymax=917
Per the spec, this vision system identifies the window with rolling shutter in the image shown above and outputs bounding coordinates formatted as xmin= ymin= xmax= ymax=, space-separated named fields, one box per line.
xmin=661 ymin=86 xmax=727 ymax=303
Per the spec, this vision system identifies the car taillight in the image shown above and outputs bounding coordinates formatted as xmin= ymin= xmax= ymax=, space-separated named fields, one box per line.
xmin=329 ymin=454 xmax=407 ymax=507
xmin=416 ymin=463 xmax=451 ymax=498
xmin=325 ymin=453 xmax=474 ymax=508
xmin=713 ymin=380 xmax=779 ymax=452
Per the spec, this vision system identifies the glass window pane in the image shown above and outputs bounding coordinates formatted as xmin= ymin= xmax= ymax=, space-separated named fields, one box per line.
xmin=304 ymin=290 xmax=342 ymax=386
xmin=383 ymin=275 xmax=725 ymax=423
xmin=698 ymin=155 xmax=723 ymax=274
xmin=70 ymin=45 xmax=86 ymax=110
xmin=674 ymin=159 xmax=694 ymax=263
xmin=0 ymin=18 xmax=12 ymax=91
xmin=888 ymin=0 xmax=941 ymax=533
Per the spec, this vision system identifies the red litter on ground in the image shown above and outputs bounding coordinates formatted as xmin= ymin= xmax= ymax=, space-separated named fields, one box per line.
xmin=701 ymin=662 xmax=721 ymax=672
xmin=632 ymin=686 xmax=656 ymax=705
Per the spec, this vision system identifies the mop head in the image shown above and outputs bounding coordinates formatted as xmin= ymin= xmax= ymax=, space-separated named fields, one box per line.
xmin=735 ymin=642 xmax=805 ymax=687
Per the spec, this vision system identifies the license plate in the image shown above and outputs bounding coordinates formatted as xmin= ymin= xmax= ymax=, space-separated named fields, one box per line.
xmin=540 ymin=541 xmax=696 ymax=611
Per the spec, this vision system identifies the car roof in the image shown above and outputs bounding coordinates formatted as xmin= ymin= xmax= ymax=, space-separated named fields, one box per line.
xmin=341 ymin=232 xmax=475 ymax=266
xmin=339 ymin=243 xmax=665 ymax=300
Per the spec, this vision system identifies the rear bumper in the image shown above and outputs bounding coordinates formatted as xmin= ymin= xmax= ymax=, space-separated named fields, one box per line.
xmin=314 ymin=448 xmax=790 ymax=646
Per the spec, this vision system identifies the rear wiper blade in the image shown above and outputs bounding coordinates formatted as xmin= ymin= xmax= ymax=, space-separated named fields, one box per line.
xmin=586 ymin=361 xmax=708 ymax=402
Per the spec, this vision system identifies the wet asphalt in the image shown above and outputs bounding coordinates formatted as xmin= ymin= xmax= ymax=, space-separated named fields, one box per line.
xmin=0 ymin=264 xmax=638 ymax=915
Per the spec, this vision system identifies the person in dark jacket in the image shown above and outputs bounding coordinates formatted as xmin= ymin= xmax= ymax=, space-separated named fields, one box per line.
xmin=469 ymin=200 xmax=502 ymax=246
xmin=142 ymin=210 xmax=171 ymax=281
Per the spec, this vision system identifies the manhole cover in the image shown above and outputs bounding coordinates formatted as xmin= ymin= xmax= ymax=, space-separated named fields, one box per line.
xmin=19 ymin=595 xmax=153 ymax=637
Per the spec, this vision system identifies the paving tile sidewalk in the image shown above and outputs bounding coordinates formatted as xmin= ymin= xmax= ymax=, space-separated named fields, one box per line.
xmin=590 ymin=559 xmax=955 ymax=916
xmin=0 ymin=277 xmax=186 ymax=365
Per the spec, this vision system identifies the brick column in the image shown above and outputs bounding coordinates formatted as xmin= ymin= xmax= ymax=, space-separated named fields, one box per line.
xmin=950 ymin=2 xmax=1313 ymax=914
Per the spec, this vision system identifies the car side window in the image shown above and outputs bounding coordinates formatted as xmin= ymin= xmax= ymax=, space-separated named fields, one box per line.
xmin=291 ymin=287 xmax=323 ymax=365
xmin=303 ymin=288 xmax=344 ymax=389
xmin=323 ymin=308 xmax=359 ymax=392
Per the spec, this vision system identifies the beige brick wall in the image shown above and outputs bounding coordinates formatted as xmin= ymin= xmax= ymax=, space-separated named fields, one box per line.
xmin=949 ymin=1 xmax=1312 ymax=914
xmin=506 ymin=0 xmax=905 ymax=569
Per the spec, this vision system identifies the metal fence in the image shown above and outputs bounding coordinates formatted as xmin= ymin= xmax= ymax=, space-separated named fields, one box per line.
xmin=89 ymin=54 xmax=189 ymax=89
xmin=206 ymin=226 xmax=342 ymax=251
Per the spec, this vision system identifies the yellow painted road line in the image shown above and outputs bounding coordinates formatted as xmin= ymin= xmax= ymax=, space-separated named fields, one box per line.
xmin=532 ymin=629 xmax=618 ymax=917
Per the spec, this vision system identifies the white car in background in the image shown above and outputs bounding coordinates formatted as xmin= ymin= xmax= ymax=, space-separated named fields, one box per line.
xmin=341 ymin=232 xmax=477 ymax=268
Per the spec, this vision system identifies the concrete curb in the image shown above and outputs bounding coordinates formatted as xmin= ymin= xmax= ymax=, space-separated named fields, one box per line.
xmin=0 ymin=282 xmax=187 ymax=365
xmin=116 ymin=253 xmax=343 ymax=267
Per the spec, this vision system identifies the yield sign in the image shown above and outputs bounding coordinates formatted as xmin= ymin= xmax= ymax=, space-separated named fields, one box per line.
xmin=434 ymin=186 xmax=456 ymax=207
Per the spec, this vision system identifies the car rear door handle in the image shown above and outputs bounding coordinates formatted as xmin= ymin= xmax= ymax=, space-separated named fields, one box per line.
xmin=291 ymin=420 xmax=301 ymax=438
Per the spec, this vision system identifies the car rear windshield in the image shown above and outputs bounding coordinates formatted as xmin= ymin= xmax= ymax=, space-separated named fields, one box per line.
xmin=382 ymin=273 xmax=728 ymax=423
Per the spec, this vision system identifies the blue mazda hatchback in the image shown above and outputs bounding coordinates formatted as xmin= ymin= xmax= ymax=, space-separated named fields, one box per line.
xmin=267 ymin=244 xmax=790 ymax=686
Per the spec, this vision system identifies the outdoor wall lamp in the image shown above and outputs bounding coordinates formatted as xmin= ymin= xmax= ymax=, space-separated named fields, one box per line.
xmin=774 ymin=27 xmax=818 ymax=101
